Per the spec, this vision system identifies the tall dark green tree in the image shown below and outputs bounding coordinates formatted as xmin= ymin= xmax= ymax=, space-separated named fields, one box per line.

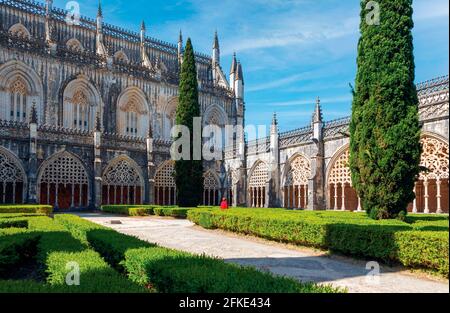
xmin=174 ymin=38 xmax=204 ymax=207
xmin=350 ymin=0 xmax=422 ymax=220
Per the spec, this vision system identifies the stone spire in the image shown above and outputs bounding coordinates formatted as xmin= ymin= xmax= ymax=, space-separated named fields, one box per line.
xmin=45 ymin=0 xmax=54 ymax=44
xmin=212 ymin=30 xmax=220 ymax=66
xmin=94 ymin=112 xmax=102 ymax=132
xmin=97 ymin=0 xmax=103 ymax=18
xmin=313 ymin=97 xmax=323 ymax=123
xmin=140 ymin=20 xmax=152 ymax=69
xmin=234 ymin=61 xmax=244 ymax=99
xmin=236 ymin=61 xmax=244 ymax=84
xmin=229 ymin=52 xmax=237 ymax=90
xmin=272 ymin=112 xmax=278 ymax=127
xmin=140 ymin=20 xmax=146 ymax=44
xmin=30 ymin=102 xmax=38 ymax=124
xmin=178 ymin=30 xmax=183 ymax=61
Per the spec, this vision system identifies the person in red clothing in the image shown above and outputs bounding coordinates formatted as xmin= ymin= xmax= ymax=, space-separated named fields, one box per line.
xmin=220 ymin=197 xmax=229 ymax=210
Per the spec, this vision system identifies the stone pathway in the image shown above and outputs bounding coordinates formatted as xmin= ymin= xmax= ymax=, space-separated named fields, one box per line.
xmin=77 ymin=213 xmax=449 ymax=293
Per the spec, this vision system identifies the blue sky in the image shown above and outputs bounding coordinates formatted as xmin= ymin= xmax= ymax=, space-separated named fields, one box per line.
xmin=55 ymin=0 xmax=449 ymax=133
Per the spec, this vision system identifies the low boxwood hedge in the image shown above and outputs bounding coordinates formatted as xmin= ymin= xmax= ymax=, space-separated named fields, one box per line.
xmin=56 ymin=214 xmax=341 ymax=293
xmin=101 ymin=205 xmax=196 ymax=219
xmin=0 ymin=205 xmax=53 ymax=215
xmin=0 ymin=216 xmax=146 ymax=293
xmin=188 ymin=209 xmax=449 ymax=276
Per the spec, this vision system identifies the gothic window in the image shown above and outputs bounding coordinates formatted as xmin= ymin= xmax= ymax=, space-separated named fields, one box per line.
xmin=38 ymin=152 xmax=89 ymax=210
xmin=118 ymin=88 xmax=149 ymax=138
xmin=8 ymin=23 xmax=31 ymax=39
xmin=114 ymin=51 xmax=129 ymax=64
xmin=102 ymin=158 xmax=144 ymax=205
xmin=63 ymin=78 xmax=100 ymax=131
xmin=154 ymin=161 xmax=176 ymax=206
xmin=327 ymin=148 xmax=359 ymax=211
xmin=0 ymin=148 xmax=26 ymax=204
xmin=284 ymin=155 xmax=311 ymax=209
xmin=72 ymin=90 xmax=89 ymax=130
xmin=203 ymin=171 xmax=220 ymax=206
xmin=66 ymin=38 xmax=84 ymax=53
xmin=9 ymin=77 xmax=28 ymax=123
xmin=412 ymin=136 xmax=449 ymax=214
xmin=248 ymin=161 xmax=268 ymax=208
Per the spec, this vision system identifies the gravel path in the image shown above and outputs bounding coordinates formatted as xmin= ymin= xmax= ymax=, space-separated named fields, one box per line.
xmin=77 ymin=213 xmax=449 ymax=293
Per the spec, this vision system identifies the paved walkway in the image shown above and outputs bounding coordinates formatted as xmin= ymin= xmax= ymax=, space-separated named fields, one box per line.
xmin=78 ymin=213 xmax=449 ymax=293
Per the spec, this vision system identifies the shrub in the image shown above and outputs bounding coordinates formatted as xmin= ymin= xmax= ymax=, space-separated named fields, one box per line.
xmin=188 ymin=209 xmax=449 ymax=276
xmin=0 ymin=232 xmax=40 ymax=277
xmin=101 ymin=205 xmax=158 ymax=216
xmin=0 ymin=219 xmax=28 ymax=229
xmin=13 ymin=215 xmax=146 ymax=293
xmin=0 ymin=205 xmax=53 ymax=215
xmin=56 ymin=214 xmax=341 ymax=293
xmin=154 ymin=207 xmax=193 ymax=218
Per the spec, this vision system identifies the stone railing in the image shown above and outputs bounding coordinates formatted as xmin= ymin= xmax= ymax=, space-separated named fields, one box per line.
xmin=323 ymin=117 xmax=351 ymax=140
xmin=279 ymin=126 xmax=313 ymax=148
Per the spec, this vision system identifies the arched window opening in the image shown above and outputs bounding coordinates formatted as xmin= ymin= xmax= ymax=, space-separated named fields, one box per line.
xmin=0 ymin=148 xmax=26 ymax=204
xmin=411 ymin=136 xmax=449 ymax=214
xmin=38 ymin=152 xmax=89 ymax=210
xmin=203 ymin=171 xmax=220 ymax=206
xmin=327 ymin=149 xmax=360 ymax=212
xmin=284 ymin=155 xmax=311 ymax=209
xmin=102 ymin=158 xmax=144 ymax=205
xmin=154 ymin=162 xmax=176 ymax=206
xmin=248 ymin=162 xmax=268 ymax=208
xmin=9 ymin=77 xmax=28 ymax=123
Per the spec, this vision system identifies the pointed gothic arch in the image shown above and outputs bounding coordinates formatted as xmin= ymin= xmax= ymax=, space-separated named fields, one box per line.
xmin=282 ymin=153 xmax=311 ymax=209
xmin=8 ymin=23 xmax=31 ymax=39
xmin=154 ymin=161 xmax=176 ymax=206
xmin=326 ymin=144 xmax=359 ymax=211
xmin=117 ymin=87 xmax=150 ymax=137
xmin=114 ymin=50 xmax=129 ymax=63
xmin=203 ymin=170 xmax=220 ymax=206
xmin=62 ymin=76 xmax=102 ymax=131
xmin=102 ymin=156 xmax=145 ymax=205
xmin=412 ymin=133 xmax=449 ymax=213
xmin=66 ymin=38 xmax=84 ymax=52
xmin=37 ymin=151 xmax=90 ymax=210
xmin=0 ymin=146 xmax=27 ymax=204
xmin=248 ymin=160 xmax=269 ymax=208
xmin=0 ymin=60 xmax=44 ymax=123
xmin=162 ymin=97 xmax=178 ymax=139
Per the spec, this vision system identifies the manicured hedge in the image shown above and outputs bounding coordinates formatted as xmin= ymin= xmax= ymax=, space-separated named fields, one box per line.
xmin=0 ymin=205 xmax=53 ymax=215
xmin=0 ymin=216 xmax=146 ymax=293
xmin=188 ymin=209 xmax=449 ymax=276
xmin=101 ymin=205 xmax=157 ymax=216
xmin=56 ymin=214 xmax=341 ymax=293
xmin=101 ymin=205 xmax=196 ymax=219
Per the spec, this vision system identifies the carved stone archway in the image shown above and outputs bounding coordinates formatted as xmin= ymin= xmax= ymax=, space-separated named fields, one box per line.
xmin=0 ymin=147 xmax=27 ymax=204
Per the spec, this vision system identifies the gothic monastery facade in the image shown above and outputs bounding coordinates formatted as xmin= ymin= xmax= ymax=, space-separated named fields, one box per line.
xmin=0 ymin=0 xmax=448 ymax=213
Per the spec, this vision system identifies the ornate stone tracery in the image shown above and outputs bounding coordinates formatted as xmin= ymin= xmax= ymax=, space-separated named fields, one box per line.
xmin=102 ymin=157 xmax=144 ymax=205
xmin=66 ymin=38 xmax=84 ymax=52
xmin=284 ymin=155 xmax=311 ymax=209
xmin=38 ymin=152 xmax=89 ymax=209
xmin=203 ymin=170 xmax=220 ymax=206
xmin=413 ymin=136 xmax=449 ymax=214
xmin=154 ymin=161 xmax=176 ymax=205
xmin=327 ymin=147 xmax=359 ymax=211
xmin=419 ymin=136 xmax=449 ymax=181
xmin=248 ymin=161 xmax=268 ymax=208
xmin=8 ymin=23 xmax=30 ymax=39
xmin=0 ymin=148 xmax=26 ymax=204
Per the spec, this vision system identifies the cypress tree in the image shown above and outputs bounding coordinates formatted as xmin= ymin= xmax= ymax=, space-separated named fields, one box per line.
xmin=350 ymin=0 xmax=422 ymax=220
xmin=174 ymin=38 xmax=204 ymax=207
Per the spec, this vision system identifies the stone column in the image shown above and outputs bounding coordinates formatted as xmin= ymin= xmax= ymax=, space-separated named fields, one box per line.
xmin=424 ymin=179 xmax=430 ymax=214
xmin=268 ymin=114 xmax=280 ymax=208
xmin=308 ymin=98 xmax=325 ymax=210
xmin=146 ymin=130 xmax=155 ymax=205
xmin=436 ymin=179 xmax=442 ymax=214
xmin=413 ymin=184 xmax=418 ymax=213
xmin=93 ymin=121 xmax=102 ymax=209
xmin=27 ymin=105 xmax=38 ymax=204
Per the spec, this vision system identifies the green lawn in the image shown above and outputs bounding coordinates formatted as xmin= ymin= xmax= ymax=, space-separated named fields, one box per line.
xmin=188 ymin=208 xmax=449 ymax=277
